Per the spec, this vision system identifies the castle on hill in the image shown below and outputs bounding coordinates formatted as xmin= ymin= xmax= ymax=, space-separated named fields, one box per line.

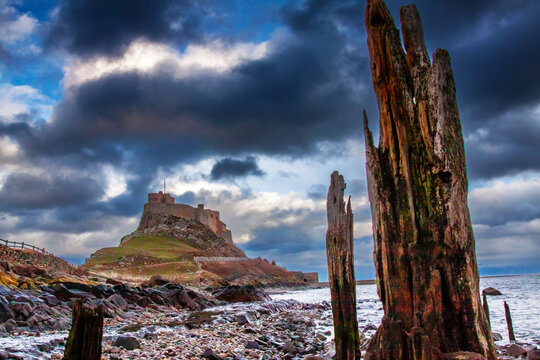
xmin=138 ymin=191 xmax=233 ymax=244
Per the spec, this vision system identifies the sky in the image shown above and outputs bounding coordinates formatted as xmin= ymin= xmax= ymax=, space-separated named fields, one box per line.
xmin=0 ymin=0 xmax=539 ymax=281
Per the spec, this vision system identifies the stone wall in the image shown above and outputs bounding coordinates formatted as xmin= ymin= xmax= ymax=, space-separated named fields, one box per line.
xmin=291 ymin=271 xmax=319 ymax=283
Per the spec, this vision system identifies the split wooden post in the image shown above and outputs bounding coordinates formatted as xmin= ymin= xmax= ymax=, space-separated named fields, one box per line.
xmin=326 ymin=171 xmax=360 ymax=360
xmin=482 ymin=290 xmax=490 ymax=327
xmin=64 ymin=299 xmax=104 ymax=360
xmin=504 ymin=301 xmax=515 ymax=341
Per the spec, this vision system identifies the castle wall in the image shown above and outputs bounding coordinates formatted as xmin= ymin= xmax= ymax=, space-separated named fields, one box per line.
xmin=148 ymin=192 xmax=174 ymax=204
xmin=142 ymin=193 xmax=233 ymax=243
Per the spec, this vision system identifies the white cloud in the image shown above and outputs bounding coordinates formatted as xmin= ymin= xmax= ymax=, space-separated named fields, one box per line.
xmin=0 ymin=83 xmax=53 ymax=123
xmin=63 ymin=39 xmax=269 ymax=88
xmin=101 ymin=165 xmax=128 ymax=201
xmin=0 ymin=135 xmax=20 ymax=162
xmin=1 ymin=215 xmax=138 ymax=258
xmin=0 ymin=1 xmax=37 ymax=44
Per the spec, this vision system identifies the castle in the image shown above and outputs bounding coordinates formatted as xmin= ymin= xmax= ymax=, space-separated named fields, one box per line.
xmin=138 ymin=192 xmax=233 ymax=244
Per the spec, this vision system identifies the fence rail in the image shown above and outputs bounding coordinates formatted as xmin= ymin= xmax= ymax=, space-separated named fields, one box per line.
xmin=0 ymin=238 xmax=78 ymax=268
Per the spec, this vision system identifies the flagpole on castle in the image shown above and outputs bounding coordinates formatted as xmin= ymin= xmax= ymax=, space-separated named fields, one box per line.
xmin=164 ymin=179 xmax=166 ymax=194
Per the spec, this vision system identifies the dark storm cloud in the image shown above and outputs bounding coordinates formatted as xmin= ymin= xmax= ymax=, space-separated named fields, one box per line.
xmin=0 ymin=172 xmax=103 ymax=211
xmin=466 ymin=111 xmax=540 ymax=179
xmin=469 ymin=180 xmax=540 ymax=227
xmin=22 ymin=1 xmax=366 ymax=170
xmin=45 ymin=0 xmax=204 ymax=57
xmin=358 ymin=0 xmax=540 ymax=179
xmin=210 ymin=156 xmax=264 ymax=180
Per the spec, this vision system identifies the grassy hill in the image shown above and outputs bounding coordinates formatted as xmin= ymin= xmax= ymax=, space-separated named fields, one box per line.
xmin=83 ymin=235 xmax=219 ymax=284
xmin=84 ymin=214 xmax=303 ymax=287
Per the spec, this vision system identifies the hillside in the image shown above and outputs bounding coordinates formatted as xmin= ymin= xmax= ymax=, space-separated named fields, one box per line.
xmin=0 ymin=243 xmax=76 ymax=275
xmin=83 ymin=214 xmax=300 ymax=286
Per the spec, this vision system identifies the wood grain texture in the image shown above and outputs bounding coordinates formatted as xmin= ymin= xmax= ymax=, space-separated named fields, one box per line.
xmin=326 ymin=171 xmax=361 ymax=359
xmin=363 ymin=1 xmax=496 ymax=359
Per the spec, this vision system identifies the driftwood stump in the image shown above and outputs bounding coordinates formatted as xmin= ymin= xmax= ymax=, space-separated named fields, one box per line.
xmin=363 ymin=1 xmax=496 ymax=359
xmin=482 ymin=290 xmax=490 ymax=327
xmin=504 ymin=301 xmax=515 ymax=341
xmin=326 ymin=171 xmax=360 ymax=359
xmin=63 ymin=299 xmax=104 ymax=360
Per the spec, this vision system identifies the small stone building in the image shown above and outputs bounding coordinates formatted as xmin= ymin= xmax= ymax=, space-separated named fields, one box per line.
xmin=291 ymin=271 xmax=319 ymax=283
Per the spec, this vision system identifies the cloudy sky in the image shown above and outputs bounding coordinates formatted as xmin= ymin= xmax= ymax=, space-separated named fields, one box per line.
xmin=0 ymin=0 xmax=539 ymax=280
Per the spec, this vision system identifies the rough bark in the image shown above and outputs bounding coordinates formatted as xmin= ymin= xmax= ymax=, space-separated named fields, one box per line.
xmin=63 ymin=299 xmax=104 ymax=360
xmin=363 ymin=1 xmax=496 ymax=359
xmin=326 ymin=171 xmax=361 ymax=359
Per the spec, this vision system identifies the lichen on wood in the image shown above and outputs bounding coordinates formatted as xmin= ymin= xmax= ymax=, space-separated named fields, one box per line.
xmin=326 ymin=171 xmax=361 ymax=359
xmin=363 ymin=1 xmax=496 ymax=359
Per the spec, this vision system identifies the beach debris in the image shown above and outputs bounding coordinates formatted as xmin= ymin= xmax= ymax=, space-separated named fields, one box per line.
xmin=362 ymin=0 xmax=496 ymax=358
xmin=325 ymin=171 xmax=361 ymax=359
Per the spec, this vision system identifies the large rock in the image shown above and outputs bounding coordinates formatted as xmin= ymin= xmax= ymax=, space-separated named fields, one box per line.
xmin=142 ymin=275 xmax=170 ymax=287
xmin=113 ymin=336 xmax=140 ymax=350
xmin=202 ymin=347 xmax=222 ymax=360
xmin=482 ymin=287 xmax=502 ymax=296
xmin=106 ymin=294 xmax=128 ymax=309
xmin=213 ymin=285 xmax=270 ymax=303
xmin=507 ymin=344 xmax=527 ymax=357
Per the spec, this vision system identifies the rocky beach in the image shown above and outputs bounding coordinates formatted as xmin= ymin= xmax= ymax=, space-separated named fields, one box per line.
xmin=1 ymin=270 xmax=539 ymax=359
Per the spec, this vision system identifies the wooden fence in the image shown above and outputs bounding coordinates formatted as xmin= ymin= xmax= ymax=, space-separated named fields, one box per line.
xmin=0 ymin=238 xmax=78 ymax=268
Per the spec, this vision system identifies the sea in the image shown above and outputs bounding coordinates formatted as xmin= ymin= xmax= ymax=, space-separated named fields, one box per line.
xmin=272 ymin=273 xmax=540 ymax=345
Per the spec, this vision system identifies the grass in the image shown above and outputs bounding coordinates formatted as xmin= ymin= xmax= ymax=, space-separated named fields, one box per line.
xmin=84 ymin=235 xmax=203 ymax=267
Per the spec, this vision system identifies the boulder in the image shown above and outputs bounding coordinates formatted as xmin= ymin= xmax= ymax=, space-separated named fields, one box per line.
xmin=507 ymin=344 xmax=527 ymax=357
xmin=235 ymin=314 xmax=250 ymax=325
xmin=527 ymin=346 xmax=540 ymax=360
xmin=213 ymin=285 xmax=270 ymax=303
xmin=52 ymin=284 xmax=91 ymax=301
xmin=482 ymin=287 xmax=502 ymax=296
xmin=105 ymin=278 xmax=122 ymax=286
xmin=106 ymin=294 xmax=128 ymax=309
xmin=143 ymin=275 xmax=170 ymax=287
xmin=202 ymin=347 xmax=222 ymax=360
xmin=283 ymin=341 xmax=298 ymax=355
xmin=113 ymin=335 xmax=140 ymax=350
xmin=491 ymin=332 xmax=503 ymax=341
xmin=11 ymin=263 xmax=47 ymax=277
xmin=245 ymin=340 xmax=260 ymax=350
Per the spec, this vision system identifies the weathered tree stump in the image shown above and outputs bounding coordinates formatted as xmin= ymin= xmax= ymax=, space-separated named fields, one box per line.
xmin=63 ymin=299 xmax=104 ymax=360
xmin=326 ymin=171 xmax=360 ymax=360
xmin=362 ymin=1 xmax=496 ymax=359
xmin=504 ymin=301 xmax=515 ymax=341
